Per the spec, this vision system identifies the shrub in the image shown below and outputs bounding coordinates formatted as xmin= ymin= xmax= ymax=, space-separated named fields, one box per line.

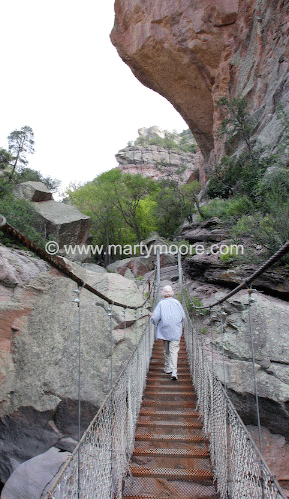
xmin=200 ymin=196 xmax=254 ymax=221
xmin=219 ymin=245 xmax=242 ymax=263
xmin=0 ymin=195 xmax=46 ymax=249
xmin=179 ymin=290 xmax=209 ymax=318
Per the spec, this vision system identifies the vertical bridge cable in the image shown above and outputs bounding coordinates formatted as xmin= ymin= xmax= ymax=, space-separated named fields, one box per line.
xmin=72 ymin=286 xmax=81 ymax=498
xmin=220 ymin=307 xmax=227 ymax=392
xmin=248 ymin=289 xmax=263 ymax=454
xmin=107 ymin=303 xmax=114 ymax=497
xmin=156 ymin=247 xmax=161 ymax=301
xmin=248 ymin=288 xmax=265 ymax=499
xmin=178 ymin=251 xmax=183 ymax=293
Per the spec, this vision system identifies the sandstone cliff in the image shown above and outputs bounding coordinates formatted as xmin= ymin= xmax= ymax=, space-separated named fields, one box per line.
xmin=111 ymin=0 xmax=289 ymax=183
xmin=115 ymin=126 xmax=199 ymax=183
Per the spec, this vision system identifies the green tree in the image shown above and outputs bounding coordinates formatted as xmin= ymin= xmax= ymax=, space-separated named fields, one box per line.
xmin=69 ymin=170 xmax=157 ymax=261
xmin=154 ymin=179 xmax=201 ymax=238
xmin=0 ymin=148 xmax=12 ymax=170
xmin=68 ymin=171 xmax=125 ymax=263
xmin=112 ymin=172 xmax=157 ymax=242
xmin=180 ymin=181 xmax=204 ymax=220
xmin=14 ymin=167 xmax=60 ymax=192
xmin=218 ymin=97 xmax=256 ymax=160
xmin=7 ymin=126 xmax=35 ymax=180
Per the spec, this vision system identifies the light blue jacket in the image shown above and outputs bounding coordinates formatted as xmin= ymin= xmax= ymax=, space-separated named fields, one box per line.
xmin=151 ymin=297 xmax=185 ymax=341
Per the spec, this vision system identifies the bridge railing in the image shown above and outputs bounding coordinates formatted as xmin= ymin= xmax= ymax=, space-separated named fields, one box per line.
xmin=183 ymin=302 xmax=286 ymax=499
xmin=46 ymin=315 xmax=154 ymax=499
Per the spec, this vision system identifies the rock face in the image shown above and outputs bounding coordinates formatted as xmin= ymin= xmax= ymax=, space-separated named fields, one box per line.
xmin=181 ymin=218 xmax=289 ymax=299
xmin=0 ymin=244 xmax=149 ymax=484
xmin=13 ymin=181 xmax=52 ymax=202
xmin=185 ymin=252 xmax=289 ymax=299
xmin=181 ymin=217 xmax=229 ymax=243
xmin=207 ymin=291 xmax=289 ymax=437
xmin=116 ymin=145 xmax=197 ymax=183
xmin=116 ymin=127 xmax=198 ymax=183
xmin=12 ymin=181 xmax=91 ymax=248
xmin=111 ymin=0 xmax=289 ymax=180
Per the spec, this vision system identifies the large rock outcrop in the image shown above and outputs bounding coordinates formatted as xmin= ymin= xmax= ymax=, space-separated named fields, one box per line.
xmin=0 ymin=244 xmax=149 ymax=484
xmin=116 ymin=144 xmax=197 ymax=183
xmin=111 ymin=0 xmax=289 ymax=181
xmin=204 ymin=291 xmax=289 ymax=437
xmin=13 ymin=181 xmax=91 ymax=248
xmin=116 ymin=126 xmax=198 ymax=183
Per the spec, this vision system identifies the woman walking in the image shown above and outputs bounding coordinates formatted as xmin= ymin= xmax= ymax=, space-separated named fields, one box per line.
xmin=150 ymin=285 xmax=185 ymax=380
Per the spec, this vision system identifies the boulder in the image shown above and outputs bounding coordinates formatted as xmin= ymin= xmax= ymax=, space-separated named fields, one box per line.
xmin=31 ymin=200 xmax=90 ymax=248
xmin=106 ymin=252 xmax=177 ymax=278
xmin=82 ymin=263 xmax=106 ymax=273
xmin=11 ymin=181 xmax=91 ymax=248
xmin=180 ymin=217 xmax=229 ymax=243
xmin=1 ymin=447 xmax=71 ymax=499
xmin=12 ymin=181 xmax=52 ymax=202
xmin=107 ymin=256 xmax=153 ymax=277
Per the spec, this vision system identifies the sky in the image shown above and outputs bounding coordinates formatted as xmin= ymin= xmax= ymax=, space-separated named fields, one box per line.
xmin=0 ymin=1 xmax=187 ymax=194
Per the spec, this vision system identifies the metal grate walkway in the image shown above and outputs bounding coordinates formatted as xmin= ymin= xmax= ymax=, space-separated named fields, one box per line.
xmin=123 ymin=337 xmax=219 ymax=499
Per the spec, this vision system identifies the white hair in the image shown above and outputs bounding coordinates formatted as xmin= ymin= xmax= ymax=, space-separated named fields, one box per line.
xmin=161 ymin=285 xmax=174 ymax=297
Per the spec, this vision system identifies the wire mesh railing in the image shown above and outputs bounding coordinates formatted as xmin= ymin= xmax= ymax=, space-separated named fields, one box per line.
xmin=182 ymin=297 xmax=286 ymax=499
xmin=46 ymin=314 xmax=155 ymax=498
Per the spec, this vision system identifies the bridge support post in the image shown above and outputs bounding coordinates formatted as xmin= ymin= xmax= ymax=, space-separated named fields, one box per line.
xmin=178 ymin=251 xmax=183 ymax=293
xmin=156 ymin=248 xmax=160 ymax=300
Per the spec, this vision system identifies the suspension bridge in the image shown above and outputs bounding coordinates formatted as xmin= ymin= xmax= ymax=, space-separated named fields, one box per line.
xmin=0 ymin=215 xmax=289 ymax=499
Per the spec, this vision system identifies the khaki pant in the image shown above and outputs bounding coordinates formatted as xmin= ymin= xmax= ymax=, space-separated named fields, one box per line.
xmin=163 ymin=340 xmax=180 ymax=372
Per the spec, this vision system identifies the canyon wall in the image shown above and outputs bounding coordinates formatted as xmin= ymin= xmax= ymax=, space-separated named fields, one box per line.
xmin=111 ymin=0 xmax=289 ymax=182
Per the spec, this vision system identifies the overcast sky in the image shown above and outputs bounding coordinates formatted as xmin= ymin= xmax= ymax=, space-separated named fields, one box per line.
xmin=0 ymin=1 xmax=187 ymax=193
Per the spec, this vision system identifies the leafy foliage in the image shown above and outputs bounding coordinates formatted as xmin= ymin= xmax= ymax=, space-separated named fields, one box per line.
xmin=68 ymin=170 xmax=200 ymax=258
xmin=68 ymin=170 xmax=157 ymax=262
xmin=207 ymin=98 xmax=276 ymax=200
xmin=0 ymin=175 xmax=13 ymax=198
xmin=153 ymin=179 xmax=202 ymax=238
xmin=204 ymin=97 xmax=289 ymax=263
xmin=0 ymin=194 xmax=46 ymax=248
xmin=7 ymin=126 xmax=35 ymax=180
xmin=200 ymin=196 xmax=254 ymax=222
xmin=14 ymin=167 xmax=60 ymax=192
xmin=233 ymin=169 xmax=289 ymax=261
xmin=0 ymin=148 xmax=12 ymax=170
xmin=134 ymin=129 xmax=196 ymax=153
